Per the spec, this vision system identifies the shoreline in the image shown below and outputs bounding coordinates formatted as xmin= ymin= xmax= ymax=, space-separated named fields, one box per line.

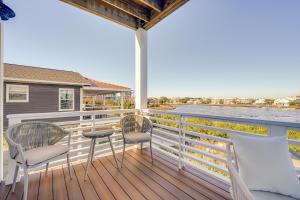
xmin=152 ymin=104 xmax=300 ymax=110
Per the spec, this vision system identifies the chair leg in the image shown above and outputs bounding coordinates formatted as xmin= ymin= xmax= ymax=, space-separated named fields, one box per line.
xmin=23 ymin=166 xmax=29 ymax=200
xmin=45 ymin=163 xmax=49 ymax=176
xmin=108 ymin=136 xmax=119 ymax=168
xmin=121 ymin=140 xmax=125 ymax=168
xmin=12 ymin=165 xmax=19 ymax=192
xmin=150 ymin=140 xmax=153 ymax=164
xmin=141 ymin=142 xmax=143 ymax=153
xmin=84 ymin=139 xmax=95 ymax=181
xmin=67 ymin=153 xmax=72 ymax=179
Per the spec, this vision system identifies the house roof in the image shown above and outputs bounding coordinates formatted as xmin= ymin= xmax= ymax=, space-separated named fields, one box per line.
xmin=4 ymin=64 xmax=130 ymax=91
xmin=85 ymin=78 xmax=130 ymax=91
xmin=4 ymin=63 xmax=91 ymax=86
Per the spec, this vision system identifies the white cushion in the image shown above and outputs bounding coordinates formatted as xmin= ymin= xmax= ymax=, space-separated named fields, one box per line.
xmin=16 ymin=144 xmax=68 ymax=166
xmin=251 ymin=191 xmax=298 ymax=200
xmin=232 ymin=134 xmax=300 ymax=199
xmin=124 ymin=132 xmax=151 ymax=144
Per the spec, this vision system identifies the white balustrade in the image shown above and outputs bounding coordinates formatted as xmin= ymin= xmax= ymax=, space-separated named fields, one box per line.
xmin=4 ymin=108 xmax=300 ymax=185
xmin=143 ymin=109 xmax=300 ymax=183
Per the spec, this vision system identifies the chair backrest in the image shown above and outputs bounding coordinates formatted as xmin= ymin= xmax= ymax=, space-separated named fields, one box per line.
xmin=120 ymin=115 xmax=152 ymax=135
xmin=5 ymin=121 xmax=68 ymax=159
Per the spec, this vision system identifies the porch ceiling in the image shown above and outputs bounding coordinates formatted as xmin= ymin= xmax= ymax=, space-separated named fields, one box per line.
xmin=61 ymin=0 xmax=189 ymax=30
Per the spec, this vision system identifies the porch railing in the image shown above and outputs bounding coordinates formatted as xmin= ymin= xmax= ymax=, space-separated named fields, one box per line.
xmin=143 ymin=109 xmax=300 ymax=183
xmin=4 ymin=108 xmax=300 ymax=185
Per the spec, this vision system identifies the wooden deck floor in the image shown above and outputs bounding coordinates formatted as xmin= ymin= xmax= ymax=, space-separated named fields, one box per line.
xmin=0 ymin=149 xmax=231 ymax=200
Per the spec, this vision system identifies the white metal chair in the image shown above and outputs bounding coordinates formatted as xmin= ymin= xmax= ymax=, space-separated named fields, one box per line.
xmin=226 ymin=142 xmax=300 ymax=200
xmin=5 ymin=122 xmax=72 ymax=200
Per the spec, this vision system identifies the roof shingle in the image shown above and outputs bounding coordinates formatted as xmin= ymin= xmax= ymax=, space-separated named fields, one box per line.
xmin=4 ymin=63 xmax=91 ymax=85
xmin=86 ymin=78 xmax=130 ymax=90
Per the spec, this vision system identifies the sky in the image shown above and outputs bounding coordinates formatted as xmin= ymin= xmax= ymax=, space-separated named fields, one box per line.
xmin=3 ymin=0 xmax=300 ymax=98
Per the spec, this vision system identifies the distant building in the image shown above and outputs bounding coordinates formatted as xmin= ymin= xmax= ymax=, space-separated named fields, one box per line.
xmin=273 ymin=98 xmax=290 ymax=107
xmin=255 ymin=98 xmax=265 ymax=105
xmin=296 ymin=95 xmax=300 ymax=101
xmin=223 ymin=98 xmax=235 ymax=105
xmin=237 ymin=98 xmax=252 ymax=104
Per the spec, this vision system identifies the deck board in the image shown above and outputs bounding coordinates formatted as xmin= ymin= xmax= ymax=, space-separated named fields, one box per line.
xmin=128 ymin=150 xmax=210 ymax=200
xmin=38 ymin=170 xmax=53 ymax=200
xmin=27 ymin=172 xmax=40 ymax=200
xmin=124 ymin=151 xmax=195 ymax=200
xmin=52 ymin=167 xmax=68 ymax=200
xmin=62 ymin=165 xmax=84 ymax=200
xmin=72 ymin=164 xmax=100 ymax=200
xmin=130 ymin=149 xmax=230 ymax=200
xmin=92 ymin=159 xmax=131 ymax=200
xmin=2 ymin=149 xmax=231 ymax=200
xmin=116 ymin=153 xmax=178 ymax=200
xmin=99 ymin=158 xmax=147 ymax=200
xmin=106 ymin=156 xmax=163 ymax=200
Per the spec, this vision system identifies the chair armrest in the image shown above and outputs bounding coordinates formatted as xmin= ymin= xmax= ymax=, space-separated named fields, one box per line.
xmin=290 ymin=149 xmax=300 ymax=160
xmin=227 ymin=161 xmax=254 ymax=200
xmin=16 ymin=144 xmax=26 ymax=165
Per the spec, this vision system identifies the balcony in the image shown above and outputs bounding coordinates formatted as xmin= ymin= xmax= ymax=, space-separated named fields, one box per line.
xmin=2 ymin=108 xmax=300 ymax=200
xmin=0 ymin=148 xmax=231 ymax=200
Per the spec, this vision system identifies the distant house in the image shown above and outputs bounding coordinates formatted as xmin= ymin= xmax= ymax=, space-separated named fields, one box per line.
xmin=4 ymin=63 xmax=131 ymax=127
xmin=273 ymin=98 xmax=290 ymax=107
xmin=237 ymin=98 xmax=252 ymax=104
xmin=223 ymin=98 xmax=235 ymax=105
xmin=254 ymin=98 xmax=266 ymax=105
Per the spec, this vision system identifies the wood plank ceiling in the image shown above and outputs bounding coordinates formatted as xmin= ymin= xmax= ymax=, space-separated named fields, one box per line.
xmin=61 ymin=0 xmax=189 ymax=30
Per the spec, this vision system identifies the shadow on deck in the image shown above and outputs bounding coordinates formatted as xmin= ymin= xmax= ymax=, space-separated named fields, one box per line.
xmin=0 ymin=149 xmax=231 ymax=200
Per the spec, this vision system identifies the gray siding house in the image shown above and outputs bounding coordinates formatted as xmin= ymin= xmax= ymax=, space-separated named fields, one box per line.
xmin=3 ymin=63 xmax=130 ymax=128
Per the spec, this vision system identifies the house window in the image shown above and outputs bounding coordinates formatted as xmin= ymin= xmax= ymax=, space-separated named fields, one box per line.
xmin=59 ymin=88 xmax=74 ymax=111
xmin=6 ymin=84 xmax=29 ymax=103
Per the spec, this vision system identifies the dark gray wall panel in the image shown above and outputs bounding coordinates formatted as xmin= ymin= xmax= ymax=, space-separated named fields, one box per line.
xmin=4 ymin=82 xmax=81 ymax=128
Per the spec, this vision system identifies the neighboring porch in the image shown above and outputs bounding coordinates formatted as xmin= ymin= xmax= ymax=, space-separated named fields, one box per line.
xmin=0 ymin=148 xmax=231 ymax=200
xmin=82 ymin=78 xmax=132 ymax=111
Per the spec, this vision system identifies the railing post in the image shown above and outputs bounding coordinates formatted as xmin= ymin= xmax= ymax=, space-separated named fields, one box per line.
xmin=182 ymin=116 xmax=186 ymax=168
xmin=5 ymin=117 xmax=22 ymax=185
xmin=268 ymin=125 xmax=288 ymax=137
xmin=178 ymin=114 xmax=184 ymax=169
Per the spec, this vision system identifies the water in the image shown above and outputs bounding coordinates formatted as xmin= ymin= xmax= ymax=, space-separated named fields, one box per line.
xmin=173 ymin=105 xmax=300 ymax=123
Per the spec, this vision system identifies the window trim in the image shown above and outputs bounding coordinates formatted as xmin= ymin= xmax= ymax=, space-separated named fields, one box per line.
xmin=6 ymin=84 xmax=29 ymax=103
xmin=59 ymin=88 xmax=75 ymax=111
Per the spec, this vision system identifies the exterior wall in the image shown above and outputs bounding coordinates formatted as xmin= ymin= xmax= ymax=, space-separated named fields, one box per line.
xmin=4 ymin=82 xmax=81 ymax=128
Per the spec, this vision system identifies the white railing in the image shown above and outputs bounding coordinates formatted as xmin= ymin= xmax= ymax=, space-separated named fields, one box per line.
xmin=143 ymin=109 xmax=300 ymax=183
xmin=4 ymin=108 xmax=300 ymax=185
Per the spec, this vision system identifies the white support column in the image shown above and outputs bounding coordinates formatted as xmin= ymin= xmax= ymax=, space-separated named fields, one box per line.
xmin=135 ymin=28 xmax=148 ymax=110
xmin=0 ymin=21 xmax=4 ymax=181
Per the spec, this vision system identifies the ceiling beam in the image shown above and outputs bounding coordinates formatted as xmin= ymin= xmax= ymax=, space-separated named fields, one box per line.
xmin=136 ymin=0 xmax=162 ymax=13
xmin=102 ymin=0 xmax=150 ymax=22
xmin=62 ymin=0 xmax=139 ymax=30
xmin=144 ymin=0 xmax=188 ymax=30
